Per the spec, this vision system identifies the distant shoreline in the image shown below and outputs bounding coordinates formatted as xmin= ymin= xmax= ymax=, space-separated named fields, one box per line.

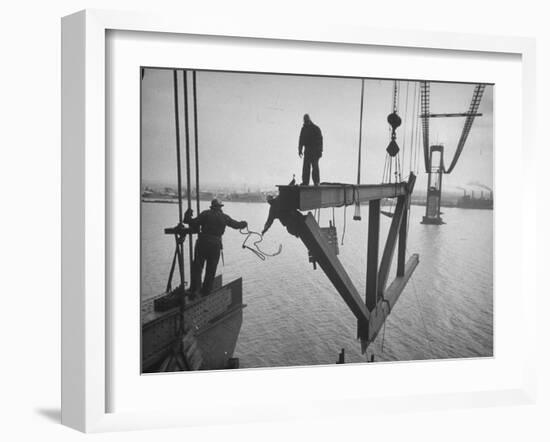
xmin=141 ymin=198 xmax=495 ymax=211
xmin=141 ymin=198 xmax=266 ymax=204
xmin=142 ymin=198 xmax=492 ymax=210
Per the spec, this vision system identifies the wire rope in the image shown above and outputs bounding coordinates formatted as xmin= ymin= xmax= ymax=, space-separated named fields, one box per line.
xmin=240 ymin=227 xmax=283 ymax=261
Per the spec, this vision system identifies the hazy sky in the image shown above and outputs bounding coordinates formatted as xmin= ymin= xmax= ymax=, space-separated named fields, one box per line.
xmin=141 ymin=69 xmax=493 ymax=195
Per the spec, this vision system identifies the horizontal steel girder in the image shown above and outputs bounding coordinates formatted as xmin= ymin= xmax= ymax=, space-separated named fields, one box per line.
xmin=277 ymin=182 xmax=408 ymax=211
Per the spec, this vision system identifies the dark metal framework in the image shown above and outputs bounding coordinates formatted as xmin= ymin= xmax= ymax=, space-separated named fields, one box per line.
xmin=277 ymin=174 xmax=418 ymax=352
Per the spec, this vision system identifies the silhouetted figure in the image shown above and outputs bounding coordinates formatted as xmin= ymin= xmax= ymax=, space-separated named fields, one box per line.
xmin=262 ymin=195 xmax=301 ymax=237
xmin=289 ymin=174 xmax=296 ymax=186
xmin=184 ymin=199 xmax=247 ymax=296
xmin=298 ymin=114 xmax=323 ymax=185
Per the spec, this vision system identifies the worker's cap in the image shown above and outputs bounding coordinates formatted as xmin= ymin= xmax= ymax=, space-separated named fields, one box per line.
xmin=210 ymin=198 xmax=224 ymax=208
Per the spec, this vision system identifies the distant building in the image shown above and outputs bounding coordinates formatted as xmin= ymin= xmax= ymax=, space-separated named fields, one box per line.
xmin=456 ymin=190 xmax=493 ymax=210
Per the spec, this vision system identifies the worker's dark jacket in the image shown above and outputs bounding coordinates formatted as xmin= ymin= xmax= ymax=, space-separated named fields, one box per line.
xmin=299 ymin=122 xmax=323 ymax=158
xmin=263 ymin=197 xmax=302 ymax=237
xmin=184 ymin=208 xmax=246 ymax=246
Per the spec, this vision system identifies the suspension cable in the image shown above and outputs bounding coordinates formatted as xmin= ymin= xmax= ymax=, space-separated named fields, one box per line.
xmin=420 ymin=81 xmax=431 ymax=173
xmin=173 ymin=70 xmax=183 ymax=225
xmin=172 ymin=70 xmax=185 ymax=286
xmin=409 ymin=82 xmax=418 ymax=175
xmin=356 ymin=79 xmax=365 ymax=186
xmin=445 ymin=84 xmax=486 ymax=174
xmin=353 ymin=79 xmax=366 ymax=221
xmin=192 ymin=70 xmax=200 ymax=214
xmin=402 ymin=81 xmax=410 ymax=177
xmin=182 ymin=70 xmax=194 ymax=267
xmin=417 ymin=83 xmax=423 ymax=175
xmin=414 ymin=86 xmax=422 ymax=175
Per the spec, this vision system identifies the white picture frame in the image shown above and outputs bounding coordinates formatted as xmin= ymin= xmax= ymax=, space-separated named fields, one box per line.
xmin=61 ymin=9 xmax=537 ymax=433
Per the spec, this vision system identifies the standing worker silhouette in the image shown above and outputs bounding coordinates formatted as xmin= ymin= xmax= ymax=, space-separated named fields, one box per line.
xmin=184 ymin=199 xmax=248 ymax=298
xmin=298 ymin=114 xmax=323 ymax=186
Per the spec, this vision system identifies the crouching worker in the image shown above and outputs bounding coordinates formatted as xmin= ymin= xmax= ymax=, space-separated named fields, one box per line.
xmin=184 ymin=199 xmax=248 ymax=298
xmin=262 ymin=195 xmax=302 ymax=238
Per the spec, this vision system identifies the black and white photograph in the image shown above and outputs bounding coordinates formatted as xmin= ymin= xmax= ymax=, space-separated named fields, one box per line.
xmin=6 ymin=0 xmax=550 ymax=438
xmin=140 ymin=68 xmax=493 ymax=373
xmin=2 ymin=0 xmax=549 ymax=437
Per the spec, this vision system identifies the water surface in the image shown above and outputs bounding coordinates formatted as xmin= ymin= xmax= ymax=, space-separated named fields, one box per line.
xmin=141 ymin=201 xmax=493 ymax=368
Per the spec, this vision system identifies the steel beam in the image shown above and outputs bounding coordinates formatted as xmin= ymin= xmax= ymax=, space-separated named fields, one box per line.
xmin=367 ymin=254 xmax=419 ymax=345
xmin=285 ymin=174 xmax=418 ymax=354
xmin=377 ymin=195 xmax=406 ymax=296
xmin=378 ymin=173 xmax=415 ymax=294
xmin=297 ymin=213 xmax=370 ymax=326
xmin=365 ymin=200 xmax=380 ymax=311
xmin=277 ymin=182 xmax=407 ymax=211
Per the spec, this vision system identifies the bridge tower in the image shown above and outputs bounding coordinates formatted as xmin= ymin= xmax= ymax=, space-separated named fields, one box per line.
xmin=421 ymin=145 xmax=445 ymax=224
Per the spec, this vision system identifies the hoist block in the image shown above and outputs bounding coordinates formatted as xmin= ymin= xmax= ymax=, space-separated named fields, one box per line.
xmin=386 ymin=139 xmax=400 ymax=157
xmin=387 ymin=111 xmax=402 ymax=130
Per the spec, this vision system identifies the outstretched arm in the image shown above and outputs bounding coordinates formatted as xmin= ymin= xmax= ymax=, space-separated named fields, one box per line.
xmin=262 ymin=205 xmax=276 ymax=235
xmin=224 ymin=214 xmax=247 ymax=230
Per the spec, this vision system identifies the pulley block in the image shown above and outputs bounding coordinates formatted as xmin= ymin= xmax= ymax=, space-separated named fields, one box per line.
xmin=386 ymin=139 xmax=400 ymax=157
xmin=387 ymin=111 xmax=402 ymax=130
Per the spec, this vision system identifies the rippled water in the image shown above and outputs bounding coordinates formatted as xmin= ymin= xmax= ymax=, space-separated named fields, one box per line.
xmin=141 ymin=200 xmax=493 ymax=368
